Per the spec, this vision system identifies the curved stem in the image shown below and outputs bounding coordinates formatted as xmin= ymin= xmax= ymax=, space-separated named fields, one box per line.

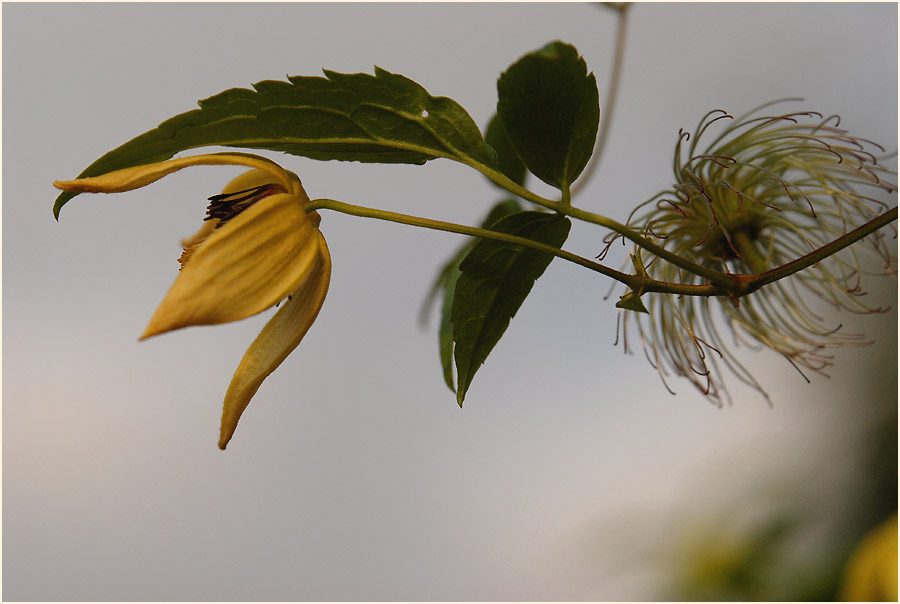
xmin=307 ymin=198 xmax=635 ymax=285
xmin=564 ymin=205 xmax=736 ymax=287
xmin=459 ymin=22 xmax=730 ymax=290
xmin=560 ymin=181 xmax=573 ymax=208
xmin=305 ymin=200 xmax=898 ymax=303
xmin=742 ymin=206 xmax=898 ymax=294
xmin=571 ymin=2 xmax=630 ymax=198
xmin=469 ymin=163 xmax=734 ymax=286
xmin=458 ymin=160 xmax=899 ymax=296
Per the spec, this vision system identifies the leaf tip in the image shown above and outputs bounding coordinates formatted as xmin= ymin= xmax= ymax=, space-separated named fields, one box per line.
xmin=456 ymin=380 xmax=469 ymax=409
xmin=52 ymin=190 xmax=74 ymax=220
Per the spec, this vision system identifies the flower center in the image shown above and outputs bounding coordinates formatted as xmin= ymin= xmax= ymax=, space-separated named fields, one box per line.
xmin=205 ymin=184 xmax=282 ymax=228
xmin=177 ymin=184 xmax=284 ymax=270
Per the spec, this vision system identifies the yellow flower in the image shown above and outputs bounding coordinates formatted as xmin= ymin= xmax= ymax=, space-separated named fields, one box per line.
xmin=840 ymin=514 xmax=898 ymax=602
xmin=54 ymin=153 xmax=331 ymax=449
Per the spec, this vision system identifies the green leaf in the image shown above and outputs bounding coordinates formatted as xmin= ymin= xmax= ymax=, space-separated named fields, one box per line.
xmin=438 ymin=259 xmax=464 ymax=391
xmin=422 ymin=199 xmax=523 ymax=391
xmin=452 ymin=211 xmax=571 ymax=405
xmin=615 ymin=292 xmax=649 ymax=314
xmin=496 ymin=41 xmax=599 ymax=191
xmin=484 ymin=114 xmax=527 ymax=188
xmin=54 ymin=67 xmax=493 ymax=218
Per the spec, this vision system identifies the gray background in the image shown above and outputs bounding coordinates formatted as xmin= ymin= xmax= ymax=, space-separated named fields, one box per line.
xmin=4 ymin=2 xmax=897 ymax=600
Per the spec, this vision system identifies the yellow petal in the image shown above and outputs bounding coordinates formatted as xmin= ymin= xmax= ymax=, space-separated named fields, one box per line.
xmin=180 ymin=220 xmax=218 ymax=250
xmin=54 ymin=152 xmax=298 ymax=196
xmin=840 ymin=514 xmax=898 ymax=601
xmin=215 ymin=167 xmax=320 ymax=226
xmin=218 ymin=232 xmax=331 ymax=449
xmin=219 ymin=166 xmax=298 ymax=198
xmin=178 ymin=169 xmax=316 ymax=268
xmin=141 ymin=191 xmax=319 ymax=338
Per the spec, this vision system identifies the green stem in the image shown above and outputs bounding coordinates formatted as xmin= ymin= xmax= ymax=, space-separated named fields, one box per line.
xmin=307 ymin=198 xmax=900 ymax=302
xmin=474 ymin=167 xmax=897 ymax=296
xmin=468 ymin=165 xmax=734 ymax=286
xmin=571 ymin=2 xmax=630 ymax=198
xmin=305 ymin=197 xmax=896 ymax=304
xmin=307 ymin=197 xmax=726 ymax=298
xmin=565 ymin=205 xmax=736 ymax=287
xmin=560 ymin=181 xmax=573 ymax=208
xmin=307 ymin=198 xmax=634 ymax=285
xmin=742 ymin=206 xmax=898 ymax=294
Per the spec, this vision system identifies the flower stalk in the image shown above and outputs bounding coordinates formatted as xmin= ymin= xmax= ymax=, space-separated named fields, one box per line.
xmin=305 ymin=197 xmax=633 ymax=285
xmin=743 ymin=205 xmax=897 ymax=293
xmin=305 ymin=197 xmax=896 ymax=303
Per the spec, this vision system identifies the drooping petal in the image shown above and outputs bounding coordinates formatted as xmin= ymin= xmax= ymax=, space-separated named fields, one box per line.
xmin=141 ymin=192 xmax=320 ymax=338
xmin=218 ymin=232 xmax=332 ymax=449
xmin=53 ymin=152 xmax=298 ymax=196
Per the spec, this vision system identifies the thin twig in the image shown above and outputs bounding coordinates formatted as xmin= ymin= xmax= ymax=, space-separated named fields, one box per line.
xmin=571 ymin=2 xmax=631 ymax=197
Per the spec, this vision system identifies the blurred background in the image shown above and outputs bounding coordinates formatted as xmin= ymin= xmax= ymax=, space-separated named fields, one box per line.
xmin=3 ymin=3 xmax=896 ymax=600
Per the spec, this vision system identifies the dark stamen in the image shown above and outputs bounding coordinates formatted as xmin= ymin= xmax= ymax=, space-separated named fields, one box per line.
xmin=205 ymin=184 xmax=281 ymax=226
